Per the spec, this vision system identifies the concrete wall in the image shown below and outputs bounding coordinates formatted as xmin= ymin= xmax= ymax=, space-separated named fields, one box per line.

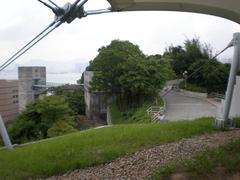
xmin=18 ymin=67 xmax=46 ymax=111
xmin=179 ymin=89 xmax=208 ymax=99
xmin=0 ymin=80 xmax=19 ymax=122
xmin=84 ymin=71 xmax=109 ymax=123
xmin=166 ymin=79 xmax=184 ymax=86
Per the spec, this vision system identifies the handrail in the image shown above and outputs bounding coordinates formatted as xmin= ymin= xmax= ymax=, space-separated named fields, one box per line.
xmin=147 ymin=106 xmax=165 ymax=122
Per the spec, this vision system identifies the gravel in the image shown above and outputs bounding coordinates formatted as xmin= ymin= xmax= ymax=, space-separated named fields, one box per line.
xmin=46 ymin=129 xmax=240 ymax=180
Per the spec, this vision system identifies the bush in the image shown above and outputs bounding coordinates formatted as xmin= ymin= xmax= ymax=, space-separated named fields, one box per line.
xmin=47 ymin=121 xmax=77 ymax=138
xmin=51 ymin=87 xmax=85 ymax=115
xmin=8 ymin=96 xmax=75 ymax=144
xmin=110 ymin=98 xmax=163 ymax=124
xmin=233 ymin=117 xmax=240 ymax=128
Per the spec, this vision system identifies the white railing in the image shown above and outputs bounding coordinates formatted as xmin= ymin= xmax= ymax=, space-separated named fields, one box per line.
xmin=147 ymin=106 xmax=165 ymax=122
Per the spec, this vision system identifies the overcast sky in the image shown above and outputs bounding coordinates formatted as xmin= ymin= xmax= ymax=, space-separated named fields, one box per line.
xmin=0 ymin=0 xmax=240 ymax=74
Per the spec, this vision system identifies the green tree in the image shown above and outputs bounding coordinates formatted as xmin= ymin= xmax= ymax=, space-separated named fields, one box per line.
xmin=164 ymin=38 xmax=212 ymax=76
xmin=119 ymin=57 xmax=175 ymax=104
xmin=89 ymin=40 xmax=175 ymax=107
xmin=50 ymin=86 xmax=85 ymax=115
xmin=188 ymin=59 xmax=229 ymax=93
xmin=164 ymin=45 xmax=188 ymax=75
xmin=90 ymin=40 xmax=145 ymax=94
xmin=164 ymin=38 xmax=230 ymax=93
xmin=8 ymin=96 xmax=74 ymax=143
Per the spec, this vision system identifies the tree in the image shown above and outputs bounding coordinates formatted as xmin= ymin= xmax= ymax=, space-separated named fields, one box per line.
xmin=119 ymin=57 xmax=175 ymax=104
xmin=50 ymin=86 xmax=85 ymax=115
xmin=164 ymin=38 xmax=230 ymax=93
xmin=8 ymin=96 xmax=75 ymax=143
xmin=163 ymin=45 xmax=188 ymax=75
xmin=90 ymin=40 xmax=145 ymax=94
xmin=163 ymin=38 xmax=212 ymax=76
xmin=188 ymin=59 xmax=229 ymax=93
xmin=89 ymin=40 xmax=175 ymax=107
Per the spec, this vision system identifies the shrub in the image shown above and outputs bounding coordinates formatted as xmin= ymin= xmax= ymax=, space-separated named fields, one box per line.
xmin=47 ymin=120 xmax=77 ymax=138
xmin=8 ymin=96 xmax=74 ymax=144
xmin=233 ymin=117 xmax=240 ymax=128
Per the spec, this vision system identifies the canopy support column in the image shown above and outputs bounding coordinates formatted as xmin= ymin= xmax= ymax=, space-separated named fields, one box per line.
xmin=222 ymin=33 xmax=240 ymax=127
xmin=0 ymin=115 xmax=13 ymax=149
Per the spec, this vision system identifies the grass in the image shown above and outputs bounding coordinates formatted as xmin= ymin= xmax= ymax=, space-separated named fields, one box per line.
xmin=110 ymin=99 xmax=164 ymax=124
xmin=233 ymin=117 xmax=240 ymax=128
xmin=153 ymin=139 xmax=240 ymax=180
xmin=0 ymin=118 xmax=217 ymax=180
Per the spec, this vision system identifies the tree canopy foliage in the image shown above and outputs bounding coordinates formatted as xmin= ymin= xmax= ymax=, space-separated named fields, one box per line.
xmin=8 ymin=96 xmax=76 ymax=143
xmin=163 ymin=38 xmax=230 ymax=93
xmin=87 ymin=40 xmax=175 ymax=106
xmin=50 ymin=86 xmax=85 ymax=115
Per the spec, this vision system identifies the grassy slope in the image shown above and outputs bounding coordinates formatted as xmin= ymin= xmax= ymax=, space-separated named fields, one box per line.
xmin=153 ymin=139 xmax=240 ymax=180
xmin=111 ymin=99 xmax=164 ymax=124
xmin=0 ymin=118 xmax=216 ymax=180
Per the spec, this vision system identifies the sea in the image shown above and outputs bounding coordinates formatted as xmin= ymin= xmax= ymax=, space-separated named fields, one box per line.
xmin=0 ymin=73 xmax=82 ymax=85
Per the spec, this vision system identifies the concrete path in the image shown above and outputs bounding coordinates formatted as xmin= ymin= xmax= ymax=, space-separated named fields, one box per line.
xmin=163 ymin=90 xmax=218 ymax=121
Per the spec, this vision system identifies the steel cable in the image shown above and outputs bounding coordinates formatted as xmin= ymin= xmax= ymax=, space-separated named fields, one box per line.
xmin=0 ymin=21 xmax=62 ymax=72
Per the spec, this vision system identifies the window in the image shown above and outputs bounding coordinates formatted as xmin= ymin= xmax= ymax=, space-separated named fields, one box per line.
xmin=13 ymin=100 xmax=18 ymax=104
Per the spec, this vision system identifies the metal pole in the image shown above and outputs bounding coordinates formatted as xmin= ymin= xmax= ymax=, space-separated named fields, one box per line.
xmin=223 ymin=33 xmax=240 ymax=127
xmin=185 ymin=78 xmax=187 ymax=89
xmin=0 ymin=115 xmax=13 ymax=149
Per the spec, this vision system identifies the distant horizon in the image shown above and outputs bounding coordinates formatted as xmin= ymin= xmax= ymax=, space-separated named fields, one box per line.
xmin=0 ymin=72 xmax=82 ymax=84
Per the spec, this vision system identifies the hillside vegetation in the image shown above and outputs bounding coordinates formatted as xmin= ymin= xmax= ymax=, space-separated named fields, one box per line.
xmin=0 ymin=118 xmax=216 ymax=180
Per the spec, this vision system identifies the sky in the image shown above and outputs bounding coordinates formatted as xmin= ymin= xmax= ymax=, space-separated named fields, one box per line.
xmin=0 ymin=0 xmax=240 ymax=74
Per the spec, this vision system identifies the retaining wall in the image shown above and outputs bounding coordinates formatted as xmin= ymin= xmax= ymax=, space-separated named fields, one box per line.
xmin=179 ymin=89 xmax=208 ymax=99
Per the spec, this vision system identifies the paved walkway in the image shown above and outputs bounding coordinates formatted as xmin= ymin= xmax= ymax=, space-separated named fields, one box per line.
xmin=163 ymin=90 xmax=218 ymax=121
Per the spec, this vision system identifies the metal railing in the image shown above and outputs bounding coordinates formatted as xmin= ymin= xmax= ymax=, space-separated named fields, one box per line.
xmin=147 ymin=106 xmax=165 ymax=122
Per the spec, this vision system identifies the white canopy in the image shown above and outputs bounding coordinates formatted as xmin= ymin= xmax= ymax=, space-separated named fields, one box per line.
xmin=107 ymin=0 xmax=240 ymax=24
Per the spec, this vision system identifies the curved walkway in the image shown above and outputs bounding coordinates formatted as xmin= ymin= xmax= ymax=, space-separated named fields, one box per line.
xmin=163 ymin=90 xmax=218 ymax=121
xmin=47 ymin=130 xmax=240 ymax=179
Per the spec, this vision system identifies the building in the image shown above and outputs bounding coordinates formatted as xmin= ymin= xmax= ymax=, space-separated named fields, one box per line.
xmin=18 ymin=66 xmax=46 ymax=111
xmin=0 ymin=67 xmax=47 ymax=122
xmin=0 ymin=80 xmax=19 ymax=122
